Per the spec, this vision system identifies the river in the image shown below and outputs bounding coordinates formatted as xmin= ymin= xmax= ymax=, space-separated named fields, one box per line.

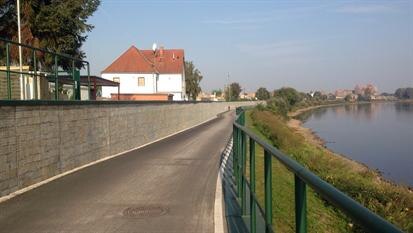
xmin=299 ymin=102 xmax=413 ymax=187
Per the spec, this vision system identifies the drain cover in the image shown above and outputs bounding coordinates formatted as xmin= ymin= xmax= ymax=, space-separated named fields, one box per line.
xmin=123 ymin=205 xmax=168 ymax=218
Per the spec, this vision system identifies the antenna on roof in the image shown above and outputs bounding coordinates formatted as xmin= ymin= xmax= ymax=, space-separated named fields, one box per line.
xmin=152 ymin=43 xmax=157 ymax=53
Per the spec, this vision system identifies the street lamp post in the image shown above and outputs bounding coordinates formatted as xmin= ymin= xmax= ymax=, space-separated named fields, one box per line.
xmin=17 ymin=0 xmax=24 ymax=99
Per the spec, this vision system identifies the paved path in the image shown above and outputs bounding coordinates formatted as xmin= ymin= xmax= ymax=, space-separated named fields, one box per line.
xmin=0 ymin=111 xmax=235 ymax=233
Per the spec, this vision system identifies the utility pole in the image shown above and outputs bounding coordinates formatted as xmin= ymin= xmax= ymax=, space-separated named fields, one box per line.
xmin=17 ymin=0 xmax=24 ymax=99
xmin=227 ymin=72 xmax=231 ymax=102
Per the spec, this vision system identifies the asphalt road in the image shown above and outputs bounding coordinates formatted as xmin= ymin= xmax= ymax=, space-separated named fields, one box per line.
xmin=0 ymin=111 xmax=235 ymax=233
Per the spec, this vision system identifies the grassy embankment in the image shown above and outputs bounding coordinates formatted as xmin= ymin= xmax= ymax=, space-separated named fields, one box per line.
xmin=244 ymin=101 xmax=413 ymax=232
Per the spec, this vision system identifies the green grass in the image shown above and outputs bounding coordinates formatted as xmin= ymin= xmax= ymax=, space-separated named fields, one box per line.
xmin=244 ymin=108 xmax=413 ymax=233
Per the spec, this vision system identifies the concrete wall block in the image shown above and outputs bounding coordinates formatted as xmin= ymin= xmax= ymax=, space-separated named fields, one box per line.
xmin=18 ymin=162 xmax=37 ymax=177
xmin=0 ymin=134 xmax=16 ymax=151
xmin=0 ymin=101 xmax=258 ymax=197
xmin=15 ymin=106 xmax=40 ymax=119
xmin=0 ymin=180 xmax=10 ymax=194
xmin=39 ymin=106 xmax=59 ymax=121
xmin=0 ymin=106 xmax=15 ymax=117
xmin=59 ymin=146 xmax=77 ymax=162
xmin=14 ymin=115 xmax=41 ymax=126
xmin=40 ymin=138 xmax=59 ymax=154
xmin=60 ymin=158 xmax=76 ymax=172
xmin=39 ymin=155 xmax=59 ymax=168
xmin=19 ymin=170 xmax=42 ymax=187
xmin=17 ymin=149 xmax=41 ymax=165
xmin=0 ymin=117 xmax=15 ymax=129
xmin=15 ymin=123 xmax=39 ymax=137
xmin=39 ymin=163 xmax=59 ymax=179
xmin=0 ymin=170 xmax=8 ymax=182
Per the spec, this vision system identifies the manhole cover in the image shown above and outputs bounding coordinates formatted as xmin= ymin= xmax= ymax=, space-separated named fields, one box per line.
xmin=122 ymin=205 xmax=168 ymax=218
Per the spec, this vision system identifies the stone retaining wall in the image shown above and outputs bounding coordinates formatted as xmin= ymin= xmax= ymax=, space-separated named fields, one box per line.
xmin=0 ymin=101 xmax=257 ymax=197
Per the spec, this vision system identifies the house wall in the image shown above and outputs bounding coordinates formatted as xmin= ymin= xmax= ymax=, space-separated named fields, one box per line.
xmin=101 ymin=73 xmax=156 ymax=98
xmin=101 ymin=73 xmax=185 ymax=101
xmin=0 ymin=101 xmax=259 ymax=198
xmin=157 ymin=74 xmax=184 ymax=101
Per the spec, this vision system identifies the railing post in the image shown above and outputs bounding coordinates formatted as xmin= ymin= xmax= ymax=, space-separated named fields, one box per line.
xmin=241 ymin=132 xmax=247 ymax=215
xmin=33 ymin=49 xmax=37 ymax=100
xmin=295 ymin=175 xmax=307 ymax=233
xmin=72 ymin=60 xmax=76 ymax=100
xmin=249 ymin=138 xmax=256 ymax=233
xmin=233 ymin=125 xmax=238 ymax=190
xmin=54 ymin=55 xmax=59 ymax=100
xmin=237 ymin=128 xmax=242 ymax=197
xmin=6 ymin=43 xmax=11 ymax=100
xmin=232 ymin=125 xmax=238 ymax=195
xmin=264 ymin=150 xmax=273 ymax=233
xmin=87 ymin=62 xmax=91 ymax=100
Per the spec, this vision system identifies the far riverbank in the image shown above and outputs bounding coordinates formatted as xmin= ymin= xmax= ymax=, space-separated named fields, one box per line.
xmin=289 ymin=101 xmax=413 ymax=187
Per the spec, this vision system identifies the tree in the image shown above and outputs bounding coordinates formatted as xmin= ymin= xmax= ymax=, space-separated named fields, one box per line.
xmin=255 ymin=87 xmax=270 ymax=100
xmin=212 ymin=89 xmax=222 ymax=97
xmin=0 ymin=0 xmax=100 ymax=69
xmin=406 ymin=88 xmax=413 ymax=99
xmin=313 ymin=91 xmax=327 ymax=100
xmin=185 ymin=61 xmax=203 ymax=100
xmin=273 ymin=87 xmax=303 ymax=107
xmin=225 ymin=82 xmax=241 ymax=101
xmin=266 ymin=96 xmax=290 ymax=116
xmin=395 ymin=88 xmax=404 ymax=99
xmin=395 ymin=88 xmax=413 ymax=99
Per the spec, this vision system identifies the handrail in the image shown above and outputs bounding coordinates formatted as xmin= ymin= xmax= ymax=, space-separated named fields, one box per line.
xmin=0 ymin=37 xmax=90 ymax=100
xmin=232 ymin=107 xmax=403 ymax=233
xmin=0 ymin=37 xmax=88 ymax=63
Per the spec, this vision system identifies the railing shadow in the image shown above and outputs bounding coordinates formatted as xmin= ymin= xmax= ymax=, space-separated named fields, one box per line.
xmin=220 ymin=137 xmax=267 ymax=233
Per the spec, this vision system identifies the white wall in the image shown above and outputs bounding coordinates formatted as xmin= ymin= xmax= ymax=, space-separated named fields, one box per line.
xmin=101 ymin=73 xmax=185 ymax=100
xmin=157 ymin=74 xmax=184 ymax=100
xmin=101 ymin=73 xmax=156 ymax=98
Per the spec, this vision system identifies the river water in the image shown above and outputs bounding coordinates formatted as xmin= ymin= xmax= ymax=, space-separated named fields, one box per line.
xmin=300 ymin=102 xmax=413 ymax=187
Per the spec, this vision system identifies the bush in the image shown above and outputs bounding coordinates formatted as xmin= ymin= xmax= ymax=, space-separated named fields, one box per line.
xmin=273 ymin=87 xmax=303 ymax=106
xmin=266 ymin=96 xmax=290 ymax=116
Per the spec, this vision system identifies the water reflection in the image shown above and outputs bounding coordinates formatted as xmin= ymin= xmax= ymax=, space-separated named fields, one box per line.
xmin=395 ymin=102 xmax=413 ymax=112
xmin=301 ymin=102 xmax=413 ymax=187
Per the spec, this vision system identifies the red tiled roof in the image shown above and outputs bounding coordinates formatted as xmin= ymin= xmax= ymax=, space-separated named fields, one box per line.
xmin=102 ymin=46 xmax=184 ymax=74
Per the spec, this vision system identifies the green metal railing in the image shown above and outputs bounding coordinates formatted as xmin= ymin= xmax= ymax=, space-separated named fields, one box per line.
xmin=232 ymin=107 xmax=403 ymax=233
xmin=0 ymin=37 xmax=90 ymax=100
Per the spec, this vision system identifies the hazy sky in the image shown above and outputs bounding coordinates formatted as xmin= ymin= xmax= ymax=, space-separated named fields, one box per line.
xmin=83 ymin=0 xmax=413 ymax=93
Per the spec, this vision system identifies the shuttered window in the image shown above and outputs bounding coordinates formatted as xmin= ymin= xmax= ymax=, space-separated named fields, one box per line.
xmin=138 ymin=77 xmax=145 ymax=86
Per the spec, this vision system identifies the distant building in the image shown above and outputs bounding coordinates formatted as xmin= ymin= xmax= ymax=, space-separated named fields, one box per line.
xmin=354 ymin=84 xmax=379 ymax=97
xmin=334 ymin=89 xmax=353 ymax=99
xmin=196 ymin=92 xmax=223 ymax=101
xmin=240 ymin=92 xmax=256 ymax=100
xmin=327 ymin=93 xmax=336 ymax=100
xmin=101 ymin=45 xmax=186 ymax=101
xmin=347 ymin=93 xmax=358 ymax=102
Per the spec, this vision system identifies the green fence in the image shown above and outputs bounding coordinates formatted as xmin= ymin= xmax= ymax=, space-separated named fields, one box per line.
xmin=232 ymin=107 xmax=403 ymax=233
xmin=0 ymin=37 xmax=90 ymax=100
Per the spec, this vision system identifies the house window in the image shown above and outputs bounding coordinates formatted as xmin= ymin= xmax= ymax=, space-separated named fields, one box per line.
xmin=113 ymin=77 xmax=120 ymax=83
xmin=138 ymin=77 xmax=145 ymax=86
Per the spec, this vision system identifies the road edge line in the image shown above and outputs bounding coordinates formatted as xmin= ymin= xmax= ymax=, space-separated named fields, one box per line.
xmin=215 ymin=138 xmax=232 ymax=233
xmin=215 ymin=170 xmax=225 ymax=233
xmin=0 ymin=115 xmax=218 ymax=203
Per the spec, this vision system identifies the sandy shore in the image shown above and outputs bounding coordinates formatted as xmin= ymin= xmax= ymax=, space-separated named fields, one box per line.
xmin=286 ymin=103 xmax=346 ymax=146
xmin=288 ymin=103 xmax=345 ymax=118
xmin=286 ymin=104 xmax=372 ymax=174
xmin=286 ymin=102 xmax=413 ymax=188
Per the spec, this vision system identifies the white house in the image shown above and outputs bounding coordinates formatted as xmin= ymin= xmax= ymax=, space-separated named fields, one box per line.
xmin=101 ymin=45 xmax=186 ymax=101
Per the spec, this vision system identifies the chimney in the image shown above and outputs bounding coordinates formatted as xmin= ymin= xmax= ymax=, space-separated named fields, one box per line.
xmin=159 ymin=46 xmax=164 ymax=57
